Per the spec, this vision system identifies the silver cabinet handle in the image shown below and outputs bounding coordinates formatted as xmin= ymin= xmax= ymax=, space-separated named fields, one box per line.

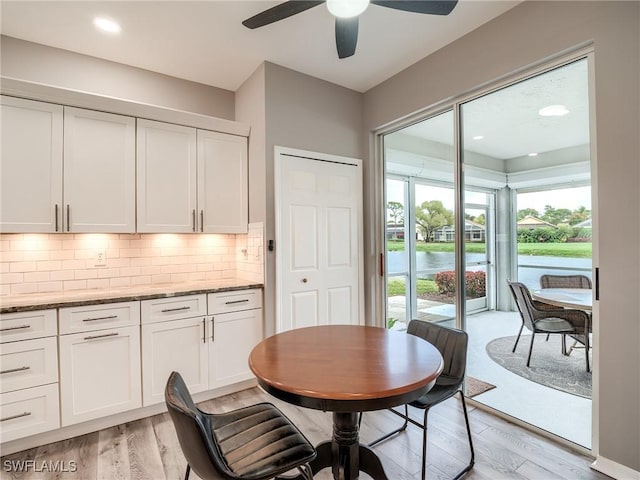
xmin=225 ymin=299 xmax=249 ymax=305
xmin=84 ymin=332 xmax=118 ymax=341
xmin=192 ymin=209 xmax=196 ymax=232
xmin=200 ymin=210 xmax=204 ymax=232
xmin=202 ymin=318 xmax=206 ymax=343
xmin=1 ymin=412 xmax=31 ymax=422
xmin=55 ymin=204 xmax=59 ymax=232
xmin=0 ymin=324 xmax=30 ymax=332
xmin=0 ymin=366 xmax=31 ymax=375
xmin=66 ymin=204 xmax=70 ymax=232
xmin=82 ymin=315 xmax=118 ymax=322
xmin=161 ymin=306 xmax=191 ymax=313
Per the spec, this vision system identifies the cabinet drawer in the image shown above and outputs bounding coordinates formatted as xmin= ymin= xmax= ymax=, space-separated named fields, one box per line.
xmin=208 ymin=289 xmax=262 ymax=314
xmin=0 ymin=383 xmax=60 ymax=443
xmin=0 ymin=310 xmax=57 ymax=343
xmin=0 ymin=337 xmax=58 ymax=393
xmin=141 ymin=294 xmax=207 ymax=325
xmin=59 ymin=301 xmax=140 ymax=334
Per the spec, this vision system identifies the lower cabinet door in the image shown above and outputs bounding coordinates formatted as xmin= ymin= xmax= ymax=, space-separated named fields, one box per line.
xmin=142 ymin=317 xmax=208 ymax=406
xmin=0 ymin=383 xmax=60 ymax=443
xmin=59 ymin=325 xmax=141 ymax=426
xmin=209 ymin=309 xmax=263 ymax=389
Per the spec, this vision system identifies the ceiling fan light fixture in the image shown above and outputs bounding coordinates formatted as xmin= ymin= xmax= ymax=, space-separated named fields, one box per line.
xmin=327 ymin=0 xmax=369 ymax=18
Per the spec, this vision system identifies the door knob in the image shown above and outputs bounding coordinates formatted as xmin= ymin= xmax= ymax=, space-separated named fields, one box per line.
xmin=301 ymin=278 xmax=308 ymax=283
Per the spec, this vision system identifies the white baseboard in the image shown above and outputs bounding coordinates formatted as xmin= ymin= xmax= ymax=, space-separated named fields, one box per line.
xmin=592 ymin=455 xmax=640 ymax=480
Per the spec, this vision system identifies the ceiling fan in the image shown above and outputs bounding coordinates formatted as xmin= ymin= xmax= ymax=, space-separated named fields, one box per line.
xmin=242 ymin=0 xmax=458 ymax=59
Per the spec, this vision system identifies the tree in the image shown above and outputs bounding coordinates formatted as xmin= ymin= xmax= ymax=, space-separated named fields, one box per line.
xmin=517 ymin=208 xmax=540 ymax=220
xmin=474 ymin=213 xmax=486 ymax=225
xmin=568 ymin=205 xmax=591 ymax=225
xmin=387 ymin=201 xmax=404 ymax=226
xmin=415 ymin=200 xmax=454 ymax=242
xmin=542 ymin=205 xmax=572 ymax=225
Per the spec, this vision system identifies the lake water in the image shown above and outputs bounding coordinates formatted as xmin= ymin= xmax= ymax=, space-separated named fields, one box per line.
xmin=387 ymin=251 xmax=592 ymax=289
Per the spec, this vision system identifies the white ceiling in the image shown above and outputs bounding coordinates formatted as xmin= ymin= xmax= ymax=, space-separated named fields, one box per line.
xmin=0 ymin=0 xmax=520 ymax=93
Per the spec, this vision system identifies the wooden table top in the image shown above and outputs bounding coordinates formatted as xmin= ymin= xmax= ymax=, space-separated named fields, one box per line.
xmin=249 ymin=325 xmax=444 ymax=412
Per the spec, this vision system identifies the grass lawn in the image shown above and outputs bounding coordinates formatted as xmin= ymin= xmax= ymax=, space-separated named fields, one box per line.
xmin=387 ymin=240 xmax=592 ymax=258
xmin=387 ymin=278 xmax=438 ymax=296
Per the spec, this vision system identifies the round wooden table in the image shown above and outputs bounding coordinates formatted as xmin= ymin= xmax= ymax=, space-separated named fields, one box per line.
xmin=249 ymin=325 xmax=444 ymax=480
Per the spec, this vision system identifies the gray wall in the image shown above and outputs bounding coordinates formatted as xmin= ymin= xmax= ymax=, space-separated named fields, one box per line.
xmin=363 ymin=1 xmax=639 ymax=472
xmin=236 ymin=62 xmax=364 ymax=336
xmin=0 ymin=35 xmax=235 ymax=119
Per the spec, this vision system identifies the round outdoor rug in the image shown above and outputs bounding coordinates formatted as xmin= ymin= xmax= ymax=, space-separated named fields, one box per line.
xmin=486 ymin=334 xmax=592 ymax=398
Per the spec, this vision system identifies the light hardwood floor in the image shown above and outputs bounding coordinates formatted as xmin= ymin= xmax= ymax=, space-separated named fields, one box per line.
xmin=1 ymin=387 xmax=611 ymax=480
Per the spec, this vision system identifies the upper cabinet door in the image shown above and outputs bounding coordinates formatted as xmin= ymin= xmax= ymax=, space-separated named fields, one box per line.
xmin=63 ymin=107 xmax=136 ymax=233
xmin=197 ymin=130 xmax=248 ymax=233
xmin=1 ymin=96 xmax=63 ymax=233
xmin=137 ymin=119 xmax=197 ymax=233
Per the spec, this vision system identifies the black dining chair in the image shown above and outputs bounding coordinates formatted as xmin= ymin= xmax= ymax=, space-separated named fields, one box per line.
xmin=508 ymin=281 xmax=591 ymax=371
xmin=363 ymin=320 xmax=474 ymax=480
xmin=540 ymin=274 xmax=592 ymax=289
xmin=165 ymin=371 xmax=316 ymax=480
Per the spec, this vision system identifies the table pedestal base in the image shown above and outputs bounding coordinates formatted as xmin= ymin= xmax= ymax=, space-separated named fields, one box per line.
xmin=306 ymin=412 xmax=389 ymax=480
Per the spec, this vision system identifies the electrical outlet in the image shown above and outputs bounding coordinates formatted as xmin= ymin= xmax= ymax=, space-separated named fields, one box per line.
xmin=95 ymin=250 xmax=107 ymax=267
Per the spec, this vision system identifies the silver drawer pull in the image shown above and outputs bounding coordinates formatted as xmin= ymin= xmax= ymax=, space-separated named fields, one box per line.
xmin=225 ymin=299 xmax=250 ymax=305
xmin=83 ymin=315 xmax=118 ymax=322
xmin=1 ymin=412 xmax=31 ymax=422
xmin=0 ymin=324 xmax=30 ymax=332
xmin=161 ymin=306 xmax=191 ymax=313
xmin=0 ymin=366 xmax=31 ymax=375
xmin=84 ymin=332 xmax=119 ymax=341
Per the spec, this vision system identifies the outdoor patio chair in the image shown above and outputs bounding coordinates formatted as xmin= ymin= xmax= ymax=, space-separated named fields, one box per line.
xmin=540 ymin=274 xmax=592 ymax=289
xmin=361 ymin=320 xmax=474 ymax=480
xmin=508 ymin=281 xmax=591 ymax=371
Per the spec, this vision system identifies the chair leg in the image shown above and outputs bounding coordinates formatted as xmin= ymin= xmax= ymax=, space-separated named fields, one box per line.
xmin=512 ymin=324 xmax=524 ymax=352
xmin=454 ymin=393 xmax=475 ymax=480
xmin=421 ymin=408 xmax=429 ymax=480
xmin=367 ymin=404 xmax=410 ymax=447
xmin=526 ymin=333 xmax=535 ymax=367
xmin=184 ymin=464 xmax=191 ymax=480
xmin=298 ymin=463 xmax=314 ymax=480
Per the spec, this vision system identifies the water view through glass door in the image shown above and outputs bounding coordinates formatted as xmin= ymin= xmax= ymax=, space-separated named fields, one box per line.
xmin=384 ymin=57 xmax=593 ymax=448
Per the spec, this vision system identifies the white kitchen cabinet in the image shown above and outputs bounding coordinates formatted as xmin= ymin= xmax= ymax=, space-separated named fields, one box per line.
xmin=137 ymin=119 xmax=248 ymax=233
xmin=0 ymin=96 xmax=136 ymax=233
xmin=197 ymin=130 xmax=248 ymax=233
xmin=141 ymin=290 xmax=262 ymax=406
xmin=141 ymin=295 xmax=208 ymax=406
xmin=208 ymin=289 xmax=263 ymax=389
xmin=58 ymin=304 xmax=141 ymax=426
xmin=0 ymin=96 xmax=63 ymax=233
xmin=136 ymin=119 xmax=197 ymax=233
xmin=0 ymin=309 xmax=59 ymax=442
xmin=63 ymin=107 xmax=136 ymax=233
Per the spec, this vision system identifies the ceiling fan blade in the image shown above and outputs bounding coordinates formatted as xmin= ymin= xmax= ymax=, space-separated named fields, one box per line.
xmin=371 ymin=0 xmax=458 ymax=16
xmin=242 ymin=1 xmax=325 ymax=29
xmin=335 ymin=16 xmax=358 ymax=59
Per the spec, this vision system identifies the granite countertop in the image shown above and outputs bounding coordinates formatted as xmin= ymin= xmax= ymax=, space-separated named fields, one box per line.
xmin=0 ymin=279 xmax=264 ymax=314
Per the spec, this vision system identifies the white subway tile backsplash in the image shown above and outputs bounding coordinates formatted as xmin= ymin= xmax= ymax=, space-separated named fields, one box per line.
xmin=1 ymin=228 xmax=262 ymax=296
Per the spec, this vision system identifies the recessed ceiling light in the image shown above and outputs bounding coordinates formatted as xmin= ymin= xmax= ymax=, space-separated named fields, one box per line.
xmin=538 ymin=105 xmax=569 ymax=117
xmin=472 ymin=135 xmax=484 ymax=140
xmin=94 ymin=17 xmax=121 ymax=34
xmin=528 ymin=152 xmax=538 ymax=157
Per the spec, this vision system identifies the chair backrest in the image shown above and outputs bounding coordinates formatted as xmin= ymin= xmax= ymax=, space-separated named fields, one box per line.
xmin=507 ymin=281 xmax=537 ymax=331
xmin=165 ymin=371 xmax=225 ymax=480
xmin=407 ymin=320 xmax=467 ymax=388
xmin=540 ymin=274 xmax=592 ymax=289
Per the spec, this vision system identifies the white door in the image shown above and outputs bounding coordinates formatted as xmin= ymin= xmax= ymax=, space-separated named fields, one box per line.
xmin=275 ymin=147 xmax=363 ymax=332
xmin=137 ymin=119 xmax=197 ymax=233
xmin=197 ymin=130 xmax=248 ymax=233
xmin=63 ymin=107 xmax=136 ymax=232
xmin=0 ymin=96 xmax=63 ymax=233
